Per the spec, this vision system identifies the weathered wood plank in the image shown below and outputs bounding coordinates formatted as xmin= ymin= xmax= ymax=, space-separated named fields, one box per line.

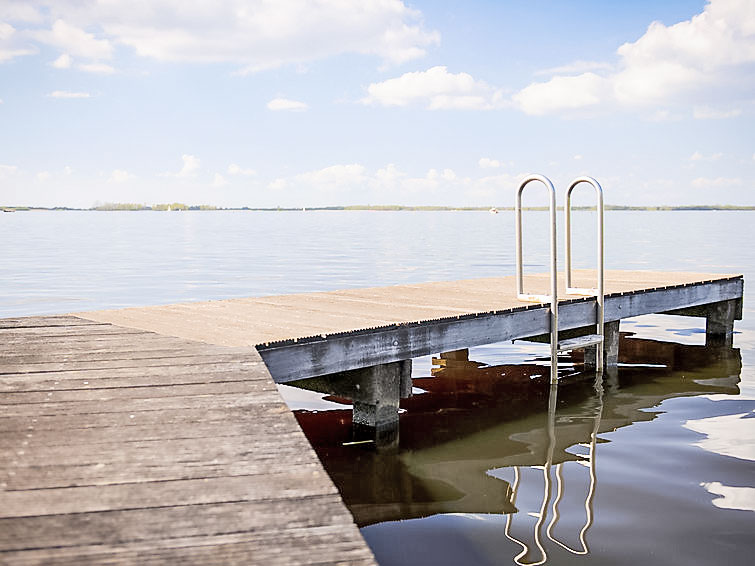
xmin=0 ymin=315 xmax=103 ymax=329
xmin=0 ymin=360 xmax=265 ymax=382
xmin=0 ymin=420 xmax=287 ymax=448
xmin=0 ymin=466 xmax=336 ymax=518
xmin=0 ymin=494 xmax=358 ymax=551
xmin=0 ymin=528 xmax=376 ymax=566
xmin=0 ymin=325 xmax=145 ymax=337
xmin=0 ymin=368 xmax=270 ymax=392
xmin=1 ymin=347 xmax=263 ymax=364
xmin=0 ymin=389 xmax=287 ymax=417
xmin=0 ymin=402 xmax=293 ymax=432
xmin=0 ymin=354 xmax=265 ymax=375
xmin=3 ymin=441 xmax=331 ymax=490
xmin=0 ymin=379 xmax=278 ymax=404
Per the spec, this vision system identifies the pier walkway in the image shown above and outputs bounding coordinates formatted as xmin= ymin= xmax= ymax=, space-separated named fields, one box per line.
xmin=0 ymin=270 xmax=743 ymax=564
xmin=0 ymin=316 xmax=376 ymax=565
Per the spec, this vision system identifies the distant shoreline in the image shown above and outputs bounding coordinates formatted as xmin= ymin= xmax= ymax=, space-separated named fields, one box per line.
xmin=3 ymin=204 xmax=755 ymax=212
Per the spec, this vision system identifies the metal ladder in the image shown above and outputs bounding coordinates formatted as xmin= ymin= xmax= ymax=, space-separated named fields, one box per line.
xmin=515 ymin=175 xmax=605 ymax=383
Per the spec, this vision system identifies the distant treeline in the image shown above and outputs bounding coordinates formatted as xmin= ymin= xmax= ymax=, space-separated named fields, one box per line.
xmin=90 ymin=203 xmax=218 ymax=211
xmin=2 ymin=203 xmax=754 ymax=212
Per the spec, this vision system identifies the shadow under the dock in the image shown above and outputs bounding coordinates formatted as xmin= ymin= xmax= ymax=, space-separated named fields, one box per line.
xmin=287 ymin=335 xmax=741 ymax=528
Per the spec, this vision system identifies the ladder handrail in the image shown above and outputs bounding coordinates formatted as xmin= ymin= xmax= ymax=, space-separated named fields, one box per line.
xmin=565 ymin=175 xmax=604 ymax=294
xmin=516 ymin=174 xmax=558 ymax=382
xmin=564 ymin=176 xmax=605 ymax=370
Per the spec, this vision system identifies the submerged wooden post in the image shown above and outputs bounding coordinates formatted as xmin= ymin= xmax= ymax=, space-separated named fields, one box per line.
xmin=351 ymin=361 xmax=405 ymax=429
xmin=584 ymin=320 xmax=620 ymax=368
xmin=288 ymin=360 xmax=411 ymax=446
xmin=705 ymin=299 xmax=738 ymax=348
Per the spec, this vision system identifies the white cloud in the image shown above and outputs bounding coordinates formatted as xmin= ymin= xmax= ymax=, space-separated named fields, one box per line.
xmin=212 ymin=173 xmax=227 ymax=187
xmin=14 ymin=1 xmax=438 ymax=72
xmin=0 ymin=164 xmax=19 ymax=178
xmin=478 ymin=157 xmax=501 ymax=169
xmin=374 ymin=163 xmax=406 ymax=185
xmin=573 ymin=154 xmax=583 ymax=160
xmin=692 ymin=176 xmax=742 ymax=188
xmin=48 ymin=90 xmax=90 ymax=98
xmin=363 ymin=66 xmax=506 ymax=110
xmin=161 ymin=154 xmax=200 ymax=178
xmin=78 ymin=62 xmax=115 ymax=74
xmin=513 ymin=72 xmax=609 ymax=115
xmin=513 ymin=0 xmax=755 ymax=115
xmin=177 ymin=154 xmax=199 ymax=178
xmin=268 ymin=178 xmax=287 ymax=191
xmin=270 ymin=163 xmax=367 ymax=192
xmin=0 ymin=2 xmax=43 ymax=23
xmin=689 ymin=151 xmax=724 ymax=161
xmin=228 ymin=163 xmax=256 ymax=176
xmin=108 ymin=169 xmax=132 ymax=183
xmin=51 ymin=53 xmax=115 ymax=73
xmin=267 ymin=98 xmax=308 ymax=112
xmin=0 ymin=21 xmax=37 ymax=62
xmin=266 ymin=162 xmax=524 ymax=205
xmin=52 ymin=53 xmax=71 ymax=68
xmin=534 ymin=60 xmax=613 ymax=76
xmin=693 ymin=106 xmax=743 ymax=119
xmin=31 ymin=19 xmax=113 ymax=60
xmin=36 ymin=171 xmax=51 ymax=181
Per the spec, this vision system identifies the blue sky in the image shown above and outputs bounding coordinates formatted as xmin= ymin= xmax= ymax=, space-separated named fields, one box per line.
xmin=1 ymin=0 xmax=753 ymax=208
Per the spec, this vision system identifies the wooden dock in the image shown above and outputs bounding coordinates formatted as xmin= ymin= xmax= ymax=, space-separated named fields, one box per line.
xmin=0 ymin=270 xmax=743 ymax=564
xmin=0 ymin=316 xmax=376 ymax=565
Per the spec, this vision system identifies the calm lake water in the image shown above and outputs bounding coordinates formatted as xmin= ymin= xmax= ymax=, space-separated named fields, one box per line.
xmin=2 ymin=210 xmax=754 ymax=565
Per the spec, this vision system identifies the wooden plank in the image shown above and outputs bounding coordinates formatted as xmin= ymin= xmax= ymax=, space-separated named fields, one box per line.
xmin=0 ymin=315 xmax=103 ymax=329
xmin=0 ymin=389 xmax=288 ymax=417
xmin=1 ymin=346 xmax=261 ymax=365
xmin=0 ymin=528 xmax=375 ymax=566
xmin=0 ymin=354 xmax=265 ymax=375
xmin=0 ymin=332 xmax=219 ymax=347
xmin=0 ymin=378 xmax=279 ymax=404
xmin=0 ymin=420 xmax=287 ymax=448
xmin=0 ymin=325 xmax=146 ymax=337
xmin=3 ymin=442 xmax=332 ymax=490
xmin=0 ymin=368 xmax=270 ymax=392
xmin=0 ymin=466 xmax=337 ymax=518
xmin=0 ymin=494 xmax=360 ymax=551
xmin=0 ymin=402 xmax=292 ymax=432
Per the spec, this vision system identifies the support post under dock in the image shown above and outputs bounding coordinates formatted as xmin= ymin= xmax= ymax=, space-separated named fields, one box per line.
xmin=289 ymin=360 xmax=412 ymax=445
xmin=585 ymin=320 xmax=620 ymax=369
xmin=705 ymin=299 xmax=739 ymax=348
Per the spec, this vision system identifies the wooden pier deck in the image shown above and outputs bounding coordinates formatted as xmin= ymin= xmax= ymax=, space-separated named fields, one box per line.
xmin=0 ymin=270 xmax=743 ymax=564
xmin=0 ymin=316 xmax=376 ymax=565
xmin=78 ymin=270 xmax=743 ymax=381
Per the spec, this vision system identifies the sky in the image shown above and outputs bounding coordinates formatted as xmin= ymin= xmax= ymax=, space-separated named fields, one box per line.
xmin=0 ymin=0 xmax=753 ymax=208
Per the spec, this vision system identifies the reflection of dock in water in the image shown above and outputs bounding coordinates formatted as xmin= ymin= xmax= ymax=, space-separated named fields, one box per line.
xmin=293 ymin=335 xmax=741 ymax=528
